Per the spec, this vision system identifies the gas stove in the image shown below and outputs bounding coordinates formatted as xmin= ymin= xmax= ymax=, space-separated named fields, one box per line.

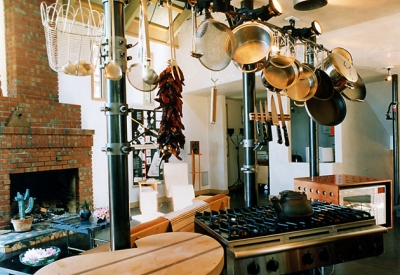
xmin=194 ymin=201 xmax=387 ymax=275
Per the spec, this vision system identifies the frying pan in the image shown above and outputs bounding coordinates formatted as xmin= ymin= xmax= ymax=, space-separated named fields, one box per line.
xmin=341 ymin=73 xmax=366 ymax=102
xmin=313 ymin=68 xmax=335 ymax=100
xmin=305 ymin=89 xmax=347 ymax=126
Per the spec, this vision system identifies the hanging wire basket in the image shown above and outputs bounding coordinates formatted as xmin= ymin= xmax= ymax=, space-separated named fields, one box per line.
xmin=40 ymin=0 xmax=104 ymax=76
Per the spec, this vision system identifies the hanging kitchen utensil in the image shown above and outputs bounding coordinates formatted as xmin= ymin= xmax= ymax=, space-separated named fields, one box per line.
xmin=233 ymin=57 xmax=267 ymax=73
xmin=269 ymin=34 xmax=296 ymax=69
xmin=305 ymin=89 xmax=347 ymax=126
xmin=321 ymin=51 xmax=358 ymax=91
xmin=285 ymin=63 xmax=317 ymax=103
xmin=195 ymin=9 xmax=237 ymax=71
xmin=126 ymin=2 xmax=157 ymax=92
xmin=313 ymin=68 xmax=335 ymax=100
xmin=167 ymin=0 xmax=182 ymax=80
xmin=264 ymin=100 xmax=273 ymax=142
xmin=40 ymin=0 xmax=104 ymax=75
xmin=277 ymin=92 xmax=290 ymax=147
xmin=189 ymin=1 xmax=203 ymax=58
xmin=270 ymin=94 xmax=283 ymax=144
xmin=104 ymin=0 xmax=122 ymax=80
xmin=331 ymin=47 xmax=353 ymax=64
xmin=140 ymin=0 xmax=160 ymax=85
xmin=263 ymin=58 xmax=301 ymax=90
xmin=210 ymin=74 xmax=218 ymax=124
xmin=341 ymin=73 xmax=366 ymax=102
xmin=232 ymin=21 xmax=273 ymax=65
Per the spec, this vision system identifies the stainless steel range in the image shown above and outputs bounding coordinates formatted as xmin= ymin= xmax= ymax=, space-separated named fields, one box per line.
xmin=194 ymin=201 xmax=387 ymax=275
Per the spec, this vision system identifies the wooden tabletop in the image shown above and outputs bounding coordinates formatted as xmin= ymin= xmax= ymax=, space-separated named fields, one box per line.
xmin=34 ymin=232 xmax=224 ymax=275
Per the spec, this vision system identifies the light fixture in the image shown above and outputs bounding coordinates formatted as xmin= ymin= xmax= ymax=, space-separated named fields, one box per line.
xmin=385 ymin=66 xmax=393 ymax=82
xmin=293 ymin=0 xmax=328 ymax=11
xmin=256 ymin=0 xmax=283 ymax=21
xmin=311 ymin=20 xmax=322 ymax=35
xmin=282 ymin=20 xmax=323 ymax=38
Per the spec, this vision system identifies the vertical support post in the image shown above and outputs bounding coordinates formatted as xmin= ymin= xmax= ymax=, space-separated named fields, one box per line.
xmin=309 ymin=119 xmax=319 ymax=177
xmin=242 ymin=71 xmax=258 ymax=207
xmin=103 ymin=0 xmax=131 ymax=251
xmin=392 ymin=74 xmax=399 ymax=206
xmin=240 ymin=0 xmax=257 ymax=207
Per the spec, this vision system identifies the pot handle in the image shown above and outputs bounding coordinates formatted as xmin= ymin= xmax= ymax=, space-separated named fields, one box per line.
xmin=293 ymin=100 xmax=305 ymax=107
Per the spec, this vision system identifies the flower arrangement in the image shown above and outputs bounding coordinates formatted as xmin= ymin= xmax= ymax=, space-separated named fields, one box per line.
xmin=93 ymin=206 xmax=110 ymax=221
xmin=20 ymin=246 xmax=60 ymax=266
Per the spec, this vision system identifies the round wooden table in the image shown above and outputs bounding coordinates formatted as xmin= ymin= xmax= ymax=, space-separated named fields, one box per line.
xmin=35 ymin=232 xmax=224 ymax=275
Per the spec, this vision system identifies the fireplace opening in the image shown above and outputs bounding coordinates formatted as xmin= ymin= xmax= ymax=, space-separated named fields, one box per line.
xmin=10 ymin=169 xmax=79 ymax=222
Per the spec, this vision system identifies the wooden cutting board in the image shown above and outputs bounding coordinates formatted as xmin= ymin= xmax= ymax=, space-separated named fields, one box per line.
xmin=34 ymin=232 xmax=224 ymax=275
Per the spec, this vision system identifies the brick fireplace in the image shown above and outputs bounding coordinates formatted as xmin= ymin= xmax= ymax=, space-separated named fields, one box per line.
xmin=0 ymin=0 xmax=94 ymax=229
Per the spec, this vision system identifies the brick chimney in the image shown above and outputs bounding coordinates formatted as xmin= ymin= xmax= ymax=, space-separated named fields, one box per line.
xmin=0 ymin=0 xmax=94 ymax=228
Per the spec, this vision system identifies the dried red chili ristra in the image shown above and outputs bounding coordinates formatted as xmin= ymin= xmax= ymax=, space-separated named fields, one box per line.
xmin=155 ymin=65 xmax=186 ymax=161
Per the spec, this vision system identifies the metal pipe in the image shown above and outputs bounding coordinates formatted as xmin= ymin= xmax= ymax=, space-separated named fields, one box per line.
xmin=103 ymin=0 xmax=131 ymax=251
xmin=239 ymin=0 xmax=257 ymax=207
xmin=307 ymin=36 xmax=319 ymax=177
xmin=242 ymin=70 xmax=258 ymax=207
xmin=309 ymin=119 xmax=319 ymax=177
xmin=393 ymin=74 xmax=399 ymax=206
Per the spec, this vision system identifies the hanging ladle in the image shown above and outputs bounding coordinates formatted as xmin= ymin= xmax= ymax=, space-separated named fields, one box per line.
xmin=104 ymin=0 xmax=122 ymax=80
xmin=140 ymin=0 xmax=160 ymax=85
xmin=189 ymin=0 xmax=203 ymax=58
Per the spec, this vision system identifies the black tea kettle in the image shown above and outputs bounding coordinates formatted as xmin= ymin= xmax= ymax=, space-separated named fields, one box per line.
xmin=271 ymin=190 xmax=313 ymax=222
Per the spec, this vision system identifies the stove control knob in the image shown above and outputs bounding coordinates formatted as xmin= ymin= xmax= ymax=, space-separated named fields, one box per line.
xmin=266 ymin=259 xmax=279 ymax=272
xmin=302 ymin=252 xmax=314 ymax=265
xmin=319 ymin=248 xmax=331 ymax=262
xmin=247 ymin=261 xmax=260 ymax=275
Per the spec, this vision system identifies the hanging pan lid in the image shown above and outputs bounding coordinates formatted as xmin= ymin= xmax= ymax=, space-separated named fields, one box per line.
xmin=328 ymin=52 xmax=358 ymax=83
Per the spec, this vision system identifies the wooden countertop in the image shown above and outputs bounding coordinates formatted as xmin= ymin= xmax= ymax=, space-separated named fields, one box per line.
xmin=34 ymin=232 xmax=224 ymax=275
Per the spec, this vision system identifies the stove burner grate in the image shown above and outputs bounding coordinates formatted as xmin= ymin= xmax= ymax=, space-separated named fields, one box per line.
xmin=195 ymin=201 xmax=373 ymax=241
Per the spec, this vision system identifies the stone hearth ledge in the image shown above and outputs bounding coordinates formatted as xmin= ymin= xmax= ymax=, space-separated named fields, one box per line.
xmin=0 ymin=222 xmax=66 ymax=253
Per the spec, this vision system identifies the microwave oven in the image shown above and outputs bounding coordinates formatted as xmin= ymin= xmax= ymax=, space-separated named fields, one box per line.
xmin=339 ymin=185 xmax=386 ymax=225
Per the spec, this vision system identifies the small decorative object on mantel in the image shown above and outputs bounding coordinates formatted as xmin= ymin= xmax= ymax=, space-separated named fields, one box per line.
xmin=79 ymin=200 xmax=91 ymax=220
xmin=11 ymin=189 xmax=35 ymax=232
xmin=93 ymin=206 xmax=110 ymax=224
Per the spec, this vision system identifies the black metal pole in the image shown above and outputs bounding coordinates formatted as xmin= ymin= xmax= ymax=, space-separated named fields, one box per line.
xmin=307 ymin=36 xmax=319 ymax=177
xmin=392 ymin=74 xmax=399 ymax=206
xmin=309 ymin=119 xmax=319 ymax=177
xmin=240 ymin=0 xmax=257 ymax=207
xmin=242 ymin=71 xmax=258 ymax=207
xmin=102 ymin=0 xmax=131 ymax=251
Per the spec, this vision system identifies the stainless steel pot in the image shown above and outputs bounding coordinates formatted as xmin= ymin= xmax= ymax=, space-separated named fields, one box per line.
xmin=286 ymin=63 xmax=317 ymax=102
xmin=232 ymin=21 xmax=273 ymax=65
xmin=321 ymin=52 xmax=358 ymax=90
xmin=341 ymin=73 xmax=366 ymax=102
xmin=263 ymin=59 xmax=301 ymax=90
xmin=234 ymin=57 xmax=267 ymax=73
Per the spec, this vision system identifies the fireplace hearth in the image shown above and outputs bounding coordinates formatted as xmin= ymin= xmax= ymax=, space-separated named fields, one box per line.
xmin=0 ymin=0 xmax=95 ymax=229
xmin=10 ymin=169 xmax=79 ymax=220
